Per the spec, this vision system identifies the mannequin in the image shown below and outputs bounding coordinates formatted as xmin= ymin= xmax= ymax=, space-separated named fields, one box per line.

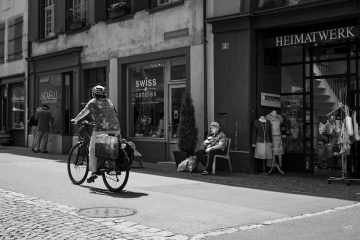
xmin=266 ymin=110 xmax=284 ymax=174
xmin=252 ymin=116 xmax=272 ymax=173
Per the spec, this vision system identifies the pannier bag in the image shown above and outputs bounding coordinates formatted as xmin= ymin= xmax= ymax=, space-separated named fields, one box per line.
xmin=95 ymin=134 xmax=119 ymax=159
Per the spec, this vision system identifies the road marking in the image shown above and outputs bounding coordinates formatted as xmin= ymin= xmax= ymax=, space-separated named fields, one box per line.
xmin=190 ymin=202 xmax=360 ymax=239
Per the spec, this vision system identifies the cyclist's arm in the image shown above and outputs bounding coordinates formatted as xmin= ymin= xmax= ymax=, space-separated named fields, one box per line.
xmin=71 ymin=108 xmax=90 ymax=123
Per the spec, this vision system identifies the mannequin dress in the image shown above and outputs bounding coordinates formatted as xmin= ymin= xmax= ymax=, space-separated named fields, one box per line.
xmin=253 ymin=117 xmax=272 ymax=160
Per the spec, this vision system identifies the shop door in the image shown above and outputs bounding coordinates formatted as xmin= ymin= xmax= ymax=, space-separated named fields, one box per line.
xmin=0 ymin=85 xmax=6 ymax=130
xmin=167 ymin=84 xmax=186 ymax=162
xmin=310 ymin=41 xmax=359 ymax=175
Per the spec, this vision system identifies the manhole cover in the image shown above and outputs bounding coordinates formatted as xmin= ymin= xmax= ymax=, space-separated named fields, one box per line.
xmin=77 ymin=207 xmax=136 ymax=218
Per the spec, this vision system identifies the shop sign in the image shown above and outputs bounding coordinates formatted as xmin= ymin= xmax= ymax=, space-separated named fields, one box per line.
xmin=40 ymin=90 xmax=58 ymax=104
xmin=135 ymin=77 xmax=158 ymax=98
xmin=273 ymin=26 xmax=359 ymax=47
xmin=261 ymin=92 xmax=281 ymax=108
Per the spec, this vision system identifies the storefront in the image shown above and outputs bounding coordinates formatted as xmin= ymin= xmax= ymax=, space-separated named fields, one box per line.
xmin=0 ymin=74 xmax=26 ymax=146
xmin=119 ymin=47 xmax=190 ymax=163
xmin=258 ymin=22 xmax=360 ymax=176
xmin=27 ymin=47 xmax=83 ymax=154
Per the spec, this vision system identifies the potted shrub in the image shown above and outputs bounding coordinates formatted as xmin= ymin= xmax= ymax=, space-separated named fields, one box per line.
xmin=174 ymin=93 xmax=198 ymax=166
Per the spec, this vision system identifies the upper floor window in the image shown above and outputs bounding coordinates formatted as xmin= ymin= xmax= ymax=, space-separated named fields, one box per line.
xmin=0 ymin=23 xmax=4 ymax=63
xmin=8 ymin=17 xmax=23 ymax=61
xmin=44 ymin=0 xmax=55 ymax=38
xmin=67 ymin=0 xmax=89 ymax=31
xmin=258 ymin=0 xmax=326 ymax=11
xmin=107 ymin=0 xmax=131 ymax=19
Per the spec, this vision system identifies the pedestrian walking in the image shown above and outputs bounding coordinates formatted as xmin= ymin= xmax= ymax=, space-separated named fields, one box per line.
xmin=34 ymin=104 xmax=52 ymax=153
xmin=28 ymin=113 xmax=38 ymax=152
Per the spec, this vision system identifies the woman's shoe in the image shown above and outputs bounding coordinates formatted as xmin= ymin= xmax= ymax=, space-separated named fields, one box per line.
xmin=86 ymin=173 xmax=97 ymax=183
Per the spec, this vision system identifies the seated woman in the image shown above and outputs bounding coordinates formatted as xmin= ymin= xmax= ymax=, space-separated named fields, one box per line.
xmin=195 ymin=121 xmax=226 ymax=175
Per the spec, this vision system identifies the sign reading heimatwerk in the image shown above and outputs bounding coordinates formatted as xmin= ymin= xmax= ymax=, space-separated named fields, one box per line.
xmin=272 ymin=26 xmax=359 ymax=47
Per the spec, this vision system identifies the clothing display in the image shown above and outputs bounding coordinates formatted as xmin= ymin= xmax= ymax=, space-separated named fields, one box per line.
xmin=266 ymin=110 xmax=284 ymax=155
xmin=252 ymin=118 xmax=272 ymax=159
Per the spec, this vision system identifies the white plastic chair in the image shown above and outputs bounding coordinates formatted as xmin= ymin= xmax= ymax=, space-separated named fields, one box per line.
xmin=212 ymin=138 xmax=232 ymax=174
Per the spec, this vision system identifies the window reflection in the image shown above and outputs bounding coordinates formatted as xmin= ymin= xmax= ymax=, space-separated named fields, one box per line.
xmin=11 ymin=85 xmax=25 ymax=129
xmin=128 ymin=63 xmax=165 ymax=138
xmin=258 ymin=0 xmax=325 ymax=10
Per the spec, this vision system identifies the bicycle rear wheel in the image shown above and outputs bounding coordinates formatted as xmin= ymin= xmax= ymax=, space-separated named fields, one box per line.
xmin=102 ymin=170 xmax=129 ymax=192
xmin=68 ymin=143 xmax=89 ymax=185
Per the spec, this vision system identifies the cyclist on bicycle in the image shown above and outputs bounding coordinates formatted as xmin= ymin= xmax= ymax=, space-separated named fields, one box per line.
xmin=71 ymin=85 xmax=120 ymax=183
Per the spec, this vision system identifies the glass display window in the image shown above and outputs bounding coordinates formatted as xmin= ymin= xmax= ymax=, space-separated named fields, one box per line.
xmin=10 ymin=84 xmax=25 ymax=129
xmin=258 ymin=0 xmax=325 ymax=11
xmin=128 ymin=62 xmax=165 ymax=138
xmin=38 ymin=75 xmax=62 ymax=134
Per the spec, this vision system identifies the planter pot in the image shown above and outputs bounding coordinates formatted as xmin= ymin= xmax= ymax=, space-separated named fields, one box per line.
xmin=173 ymin=151 xmax=187 ymax=167
xmin=108 ymin=8 xmax=130 ymax=18
xmin=70 ymin=22 xmax=83 ymax=31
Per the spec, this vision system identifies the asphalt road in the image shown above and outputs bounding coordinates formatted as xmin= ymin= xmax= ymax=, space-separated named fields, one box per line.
xmin=1 ymin=149 xmax=360 ymax=239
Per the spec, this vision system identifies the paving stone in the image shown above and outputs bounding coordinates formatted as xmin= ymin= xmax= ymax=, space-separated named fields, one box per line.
xmin=0 ymin=188 xmax=189 ymax=240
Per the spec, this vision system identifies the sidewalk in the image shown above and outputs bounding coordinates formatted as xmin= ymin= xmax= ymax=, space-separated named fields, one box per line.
xmin=1 ymin=145 xmax=360 ymax=201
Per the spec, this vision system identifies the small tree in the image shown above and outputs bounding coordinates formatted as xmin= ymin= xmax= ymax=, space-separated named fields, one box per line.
xmin=177 ymin=93 xmax=198 ymax=157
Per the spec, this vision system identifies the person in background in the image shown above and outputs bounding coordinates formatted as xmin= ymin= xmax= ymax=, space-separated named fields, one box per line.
xmin=195 ymin=121 xmax=227 ymax=175
xmin=28 ymin=113 xmax=38 ymax=152
xmin=34 ymin=104 xmax=52 ymax=153
xmin=71 ymin=85 xmax=120 ymax=183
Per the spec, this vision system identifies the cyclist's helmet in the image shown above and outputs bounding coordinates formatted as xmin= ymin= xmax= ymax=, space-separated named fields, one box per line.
xmin=92 ymin=85 xmax=106 ymax=98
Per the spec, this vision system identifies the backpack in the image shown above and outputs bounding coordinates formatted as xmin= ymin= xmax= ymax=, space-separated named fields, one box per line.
xmin=28 ymin=115 xmax=38 ymax=127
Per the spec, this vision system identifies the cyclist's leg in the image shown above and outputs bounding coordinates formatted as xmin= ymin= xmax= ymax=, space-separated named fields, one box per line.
xmin=87 ymin=131 xmax=98 ymax=182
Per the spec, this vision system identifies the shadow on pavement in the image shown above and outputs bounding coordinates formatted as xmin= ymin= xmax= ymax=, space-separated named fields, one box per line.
xmin=79 ymin=185 xmax=149 ymax=198
xmin=2 ymin=146 xmax=360 ymax=202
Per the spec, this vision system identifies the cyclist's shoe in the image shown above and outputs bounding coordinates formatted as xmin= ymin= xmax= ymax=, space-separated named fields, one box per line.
xmin=86 ymin=173 xmax=97 ymax=183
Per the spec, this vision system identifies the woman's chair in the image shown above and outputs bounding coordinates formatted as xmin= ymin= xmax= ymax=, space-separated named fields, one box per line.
xmin=212 ymin=138 xmax=232 ymax=174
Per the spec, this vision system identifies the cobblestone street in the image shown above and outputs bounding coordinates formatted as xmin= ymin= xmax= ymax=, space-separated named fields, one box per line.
xmin=0 ymin=188 xmax=188 ymax=240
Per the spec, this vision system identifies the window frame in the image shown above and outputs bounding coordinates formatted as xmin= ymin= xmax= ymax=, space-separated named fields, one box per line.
xmin=44 ymin=0 xmax=55 ymax=38
xmin=7 ymin=17 xmax=23 ymax=61
xmin=0 ymin=22 xmax=5 ymax=63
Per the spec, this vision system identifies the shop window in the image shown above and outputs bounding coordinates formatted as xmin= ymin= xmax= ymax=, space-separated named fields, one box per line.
xmin=38 ymin=75 xmax=62 ymax=134
xmin=281 ymin=65 xmax=303 ymax=93
xmin=128 ymin=62 xmax=165 ymax=138
xmin=10 ymin=85 xmax=25 ymax=129
xmin=66 ymin=0 xmax=89 ymax=31
xmin=8 ymin=17 xmax=23 ymax=61
xmin=107 ymin=0 xmax=131 ymax=19
xmin=258 ymin=0 xmax=326 ymax=11
xmin=43 ymin=0 xmax=55 ymax=38
xmin=84 ymin=67 xmax=106 ymax=101
xmin=0 ymin=23 xmax=4 ymax=63
xmin=157 ymin=0 xmax=180 ymax=6
xmin=170 ymin=57 xmax=186 ymax=80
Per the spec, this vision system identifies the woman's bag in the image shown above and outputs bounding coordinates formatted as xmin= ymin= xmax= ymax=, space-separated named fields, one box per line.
xmin=95 ymin=134 xmax=119 ymax=159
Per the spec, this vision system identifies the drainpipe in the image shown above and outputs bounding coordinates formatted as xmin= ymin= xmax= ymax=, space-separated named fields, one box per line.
xmin=203 ymin=0 xmax=208 ymax=138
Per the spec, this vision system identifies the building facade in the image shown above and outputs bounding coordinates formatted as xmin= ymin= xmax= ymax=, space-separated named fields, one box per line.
xmin=207 ymin=0 xmax=360 ymax=176
xmin=0 ymin=0 xmax=28 ymax=147
xmin=27 ymin=0 xmax=206 ymax=159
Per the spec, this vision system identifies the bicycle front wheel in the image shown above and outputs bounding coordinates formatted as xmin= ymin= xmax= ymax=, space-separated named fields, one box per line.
xmin=67 ymin=143 xmax=89 ymax=185
xmin=102 ymin=170 xmax=129 ymax=192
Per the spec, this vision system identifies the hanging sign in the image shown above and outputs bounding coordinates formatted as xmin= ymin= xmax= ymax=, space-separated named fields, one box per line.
xmin=270 ymin=26 xmax=359 ymax=47
xmin=261 ymin=92 xmax=281 ymax=108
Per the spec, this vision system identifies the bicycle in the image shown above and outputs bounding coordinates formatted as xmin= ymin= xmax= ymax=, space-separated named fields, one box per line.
xmin=67 ymin=119 xmax=133 ymax=192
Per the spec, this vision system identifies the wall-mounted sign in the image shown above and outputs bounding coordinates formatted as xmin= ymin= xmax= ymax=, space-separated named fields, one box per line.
xmin=261 ymin=92 xmax=281 ymax=108
xmin=270 ymin=26 xmax=359 ymax=47
xmin=164 ymin=28 xmax=189 ymax=40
